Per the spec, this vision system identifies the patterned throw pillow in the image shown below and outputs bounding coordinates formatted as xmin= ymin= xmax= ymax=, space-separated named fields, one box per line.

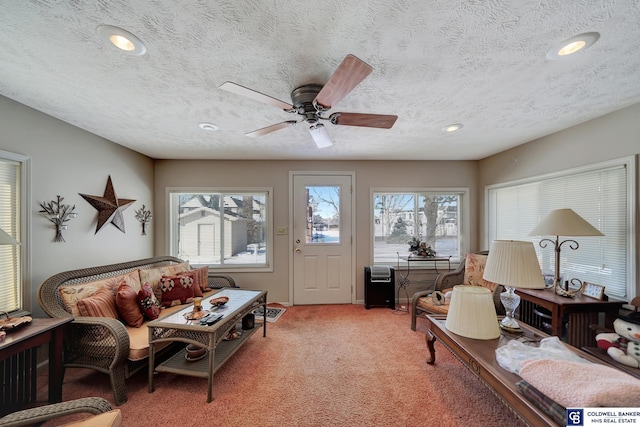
xmin=159 ymin=274 xmax=195 ymax=307
xmin=463 ymin=253 xmax=498 ymax=291
xmin=76 ymin=286 xmax=119 ymax=319
xmin=136 ymin=283 xmax=161 ymax=320
xmin=138 ymin=262 xmax=190 ymax=302
xmin=192 ymin=266 xmax=209 ymax=293
xmin=115 ymin=281 xmax=144 ymax=327
xmin=58 ymin=270 xmax=141 ymax=316
xmin=178 ymin=270 xmax=203 ymax=297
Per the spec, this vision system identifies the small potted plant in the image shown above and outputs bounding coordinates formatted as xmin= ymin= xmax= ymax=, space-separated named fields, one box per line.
xmin=408 ymin=237 xmax=436 ymax=257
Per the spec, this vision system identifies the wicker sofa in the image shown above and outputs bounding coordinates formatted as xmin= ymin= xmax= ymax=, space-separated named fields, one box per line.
xmin=37 ymin=256 xmax=237 ymax=406
xmin=410 ymin=251 xmax=505 ymax=330
xmin=0 ymin=397 xmax=118 ymax=427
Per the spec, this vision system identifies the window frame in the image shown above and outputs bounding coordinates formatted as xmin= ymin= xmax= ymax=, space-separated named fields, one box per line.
xmin=370 ymin=187 xmax=469 ymax=268
xmin=485 ymin=156 xmax=636 ymax=303
xmin=0 ymin=150 xmax=30 ymax=315
xmin=167 ymin=187 xmax=273 ymax=273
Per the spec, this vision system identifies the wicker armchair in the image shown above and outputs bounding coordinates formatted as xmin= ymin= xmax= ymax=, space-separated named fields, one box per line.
xmin=37 ymin=256 xmax=237 ymax=406
xmin=410 ymin=251 xmax=504 ymax=330
xmin=0 ymin=397 xmax=118 ymax=427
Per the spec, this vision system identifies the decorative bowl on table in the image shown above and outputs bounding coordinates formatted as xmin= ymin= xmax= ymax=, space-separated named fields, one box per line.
xmin=185 ymin=344 xmax=207 ymax=362
xmin=209 ymin=296 xmax=229 ymax=307
xmin=0 ymin=311 xmax=32 ymax=331
xmin=184 ymin=309 xmax=210 ymax=321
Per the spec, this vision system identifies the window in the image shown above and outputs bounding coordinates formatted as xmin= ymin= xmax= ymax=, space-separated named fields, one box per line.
xmin=169 ymin=189 xmax=272 ymax=270
xmin=372 ymin=189 xmax=468 ymax=264
xmin=0 ymin=151 xmax=28 ymax=314
xmin=487 ymin=157 xmax=635 ymax=301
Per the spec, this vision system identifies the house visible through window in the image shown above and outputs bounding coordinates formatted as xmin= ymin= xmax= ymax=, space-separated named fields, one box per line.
xmin=0 ymin=151 xmax=27 ymax=314
xmin=169 ymin=190 xmax=271 ymax=270
xmin=372 ymin=189 xmax=468 ymax=265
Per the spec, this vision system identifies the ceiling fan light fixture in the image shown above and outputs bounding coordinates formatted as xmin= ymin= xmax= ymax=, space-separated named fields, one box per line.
xmin=547 ymin=32 xmax=600 ymax=60
xmin=443 ymin=123 xmax=463 ymax=133
xmin=309 ymin=124 xmax=333 ymax=148
xmin=97 ymin=25 xmax=146 ymax=56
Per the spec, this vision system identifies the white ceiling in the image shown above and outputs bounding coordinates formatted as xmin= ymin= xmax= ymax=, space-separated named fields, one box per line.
xmin=1 ymin=1 xmax=639 ymax=161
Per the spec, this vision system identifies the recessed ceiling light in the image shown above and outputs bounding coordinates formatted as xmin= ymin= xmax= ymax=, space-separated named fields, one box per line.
xmin=547 ymin=32 xmax=600 ymax=60
xmin=198 ymin=122 xmax=220 ymax=132
xmin=442 ymin=123 xmax=463 ymax=133
xmin=97 ymin=25 xmax=146 ymax=56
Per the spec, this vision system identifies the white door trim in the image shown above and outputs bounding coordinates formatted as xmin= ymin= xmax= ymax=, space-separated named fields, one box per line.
xmin=288 ymin=171 xmax=356 ymax=305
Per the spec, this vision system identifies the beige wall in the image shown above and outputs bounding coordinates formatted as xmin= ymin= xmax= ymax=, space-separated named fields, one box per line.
xmin=3 ymin=89 xmax=639 ymax=311
xmin=0 ymin=95 xmax=154 ymax=317
xmin=478 ymin=103 xmax=640 ymax=297
xmin=154 ymin=160 xmax=478 ymax=303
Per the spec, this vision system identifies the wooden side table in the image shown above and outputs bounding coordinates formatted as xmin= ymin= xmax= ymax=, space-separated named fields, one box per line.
xmin=516 ymin=287 xmax=625 ymax=349
xmin=0 ymin=317 xmax=72 ymax=416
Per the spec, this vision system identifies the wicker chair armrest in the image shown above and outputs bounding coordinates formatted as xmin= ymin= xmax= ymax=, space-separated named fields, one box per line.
xmin=66 ymin=317 xmax=130 ymax=365
xmin=208 ymin=273 xmax=237 ymax=289
xmin=492 ymin=285 xmax=505 ymax=315
xmin=434 ymin=268 xmax=465 ymax=291
xmin=0 ymin=397 xmax=113 ymax=427
xmin=410 ymin=289 xmax=434 ymax=306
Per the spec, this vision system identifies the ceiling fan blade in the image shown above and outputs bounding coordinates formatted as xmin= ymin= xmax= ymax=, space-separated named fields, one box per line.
xmin=314 ymin=54 xmax=373 ymax=110
xmin=220 ymin=81 xmax=294 ymax=110
xmin=308 ymin=124 xmax=333 ymax=148
xmin=246 ymin=121 xmax=297 ymax=138
xmin=330 ymin=112 xmax=398 ymax=129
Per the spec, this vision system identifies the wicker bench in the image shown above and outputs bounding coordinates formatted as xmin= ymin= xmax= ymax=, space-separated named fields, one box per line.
xmin=37 ymin=256 xmax=237 ymax=406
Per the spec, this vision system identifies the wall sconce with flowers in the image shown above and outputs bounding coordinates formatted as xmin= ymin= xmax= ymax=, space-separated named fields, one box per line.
xmin=39 ymin=195 xmax=78 ymax=242
xmin=135 ymin=204 xmax=152 ymax=235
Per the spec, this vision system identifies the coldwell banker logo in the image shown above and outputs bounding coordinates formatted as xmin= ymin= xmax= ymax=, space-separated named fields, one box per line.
xmin=567 ymin=409 xmax=584 ymax=426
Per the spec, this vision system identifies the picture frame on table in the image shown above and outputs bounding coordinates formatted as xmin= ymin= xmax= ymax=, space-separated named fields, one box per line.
xmin=582 ymin=282 xmax=605 ymax=300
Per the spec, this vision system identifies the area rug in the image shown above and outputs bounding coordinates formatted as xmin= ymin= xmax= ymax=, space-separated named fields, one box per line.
xmin=252 ymin=306 xmax=286 ymax=322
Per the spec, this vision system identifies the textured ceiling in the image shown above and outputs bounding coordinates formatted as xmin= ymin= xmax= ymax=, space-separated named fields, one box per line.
xmin=1 ymin=1 xmax=640 ymax=160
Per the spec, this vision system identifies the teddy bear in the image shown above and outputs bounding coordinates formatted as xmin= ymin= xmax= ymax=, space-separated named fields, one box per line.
xmin=596 ymin=317 xmax=640 ymax=368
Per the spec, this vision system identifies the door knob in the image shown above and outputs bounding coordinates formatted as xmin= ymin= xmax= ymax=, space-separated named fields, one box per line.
xmin=295 ymin=247 xmax=301 ymax=253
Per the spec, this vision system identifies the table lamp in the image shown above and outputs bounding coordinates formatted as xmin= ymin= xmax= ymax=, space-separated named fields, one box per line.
xmin=445 ymin=285 xmax=501 ymax=339
xmin=528 ymin=208 xmax=603 ymax=295
xmin=483 ymin=240 xmax=545 ymax=332
xmin=0 ymin=227 xmax=19 ymax=246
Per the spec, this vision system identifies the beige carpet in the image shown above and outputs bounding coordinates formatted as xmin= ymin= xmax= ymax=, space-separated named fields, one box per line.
xmin=38 ymin=305 xmax=525 ymax=426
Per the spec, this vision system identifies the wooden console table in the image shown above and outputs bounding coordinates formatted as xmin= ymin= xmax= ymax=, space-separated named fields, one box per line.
xmin=425 ymin=314 xmax=611 ymax=427
xmin=516 ymin=287 xmax=625 ymax=349
xmin=0 ymin=317 xmax=71 ymax=416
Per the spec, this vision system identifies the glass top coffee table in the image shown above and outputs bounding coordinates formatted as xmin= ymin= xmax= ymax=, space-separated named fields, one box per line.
xmin=148 ymin=288 xmax=267 ymax=402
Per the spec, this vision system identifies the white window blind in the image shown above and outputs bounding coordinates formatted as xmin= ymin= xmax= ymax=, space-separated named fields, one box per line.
xmin=488 ymin=160 xmax=633 ymax=300
xmin=0 ymin=157 xmax=21 ymax=313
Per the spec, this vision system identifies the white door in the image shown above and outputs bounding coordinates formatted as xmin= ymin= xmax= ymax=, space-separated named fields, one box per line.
xmin=292 ymin=173 xmax=353 ymax=305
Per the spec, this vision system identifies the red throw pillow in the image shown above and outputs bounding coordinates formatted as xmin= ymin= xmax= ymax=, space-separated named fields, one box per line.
xmin=192 ymin=266 xmax=209 ymax=293
xmin=116 ymin=281 xmax=144 ymax=327
xmin=76 ymin=287 xmax=119 ymax=319
xmin=178 ymin=270 xmax=202 ymax=298
xmin=137 ymin=283 xmax=161 ymax=320
xmin=160 ymin=274 xmax=195 ymax=307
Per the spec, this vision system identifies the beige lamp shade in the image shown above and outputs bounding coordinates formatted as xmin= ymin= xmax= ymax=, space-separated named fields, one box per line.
xmin=445 ymin=285 xmax=500 ymax=340
xmin=0 ymin=227 xmax=19 ymax=245
xmin=483 ymin=240 xmax=545 ymax=289
xmin=528 ymin=208 xmax=603 ymax=237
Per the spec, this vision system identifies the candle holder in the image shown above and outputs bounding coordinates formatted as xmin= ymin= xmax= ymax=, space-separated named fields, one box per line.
xmin=39 ymin=195 xmax=77 ymax=242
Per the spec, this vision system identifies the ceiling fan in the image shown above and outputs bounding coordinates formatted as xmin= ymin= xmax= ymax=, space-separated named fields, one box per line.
xmin=219 ymin=54 xmax=398 ymax=148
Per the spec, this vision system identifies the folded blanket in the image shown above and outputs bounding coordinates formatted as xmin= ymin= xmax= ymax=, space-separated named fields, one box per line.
xmin=519 ymin=359 xmax=640 ymax=408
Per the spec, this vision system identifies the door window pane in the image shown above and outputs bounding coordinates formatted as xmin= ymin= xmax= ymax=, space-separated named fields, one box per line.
xmin=306 ymin=186 xmax=340 ymax=244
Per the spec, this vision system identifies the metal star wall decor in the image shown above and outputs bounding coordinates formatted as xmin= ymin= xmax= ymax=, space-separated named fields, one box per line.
xmin=79 ymin=175 xmax=136 ymax=234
